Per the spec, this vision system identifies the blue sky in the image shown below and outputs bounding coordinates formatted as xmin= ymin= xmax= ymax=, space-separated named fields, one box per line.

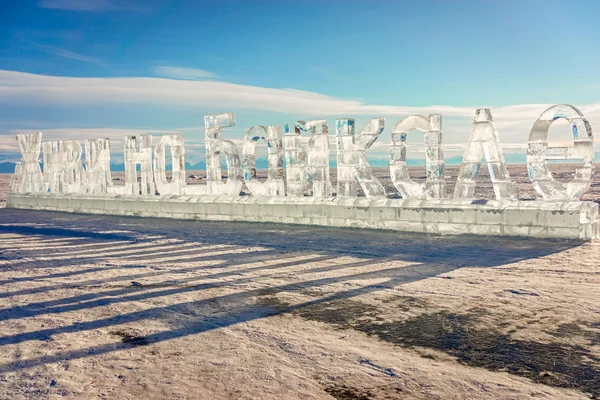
xmin=0 ymin=0 xmax=599 ymax=164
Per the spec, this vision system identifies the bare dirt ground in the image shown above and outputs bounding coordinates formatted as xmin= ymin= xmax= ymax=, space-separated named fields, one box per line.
xmin=0 ymin=165 xmax=599 ymax=399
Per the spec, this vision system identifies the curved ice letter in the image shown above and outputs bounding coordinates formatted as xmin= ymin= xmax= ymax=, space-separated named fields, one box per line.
xmin=390 ymin=114 xmax=445 ymax=199
xmin=154 ymin=134 xmax=186 ymax=195
xmin=242 ymin=125 xmax=285 ymax=196
xmin=85 ymin=138 xmax=112 ymax=194
xmin=15 ymin=132 xmax=44 ymax=193
xmin=453 ymin=109 xmax=516 ymax=200
xmin=336 ymin=118 xmax=385 ymax=198
xmin=283 ymin=120 xmax=332 ymax=197
xmin=205 ymin=113 xmax=243 ymax=196
xmin=527 ymin=104 xmax=595 ymax=200
xmin=123 ymin=135 xmax=154 ymax=195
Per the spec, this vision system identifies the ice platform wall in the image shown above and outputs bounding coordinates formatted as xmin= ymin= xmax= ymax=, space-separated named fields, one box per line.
xmin=7 ymin=193 xmax=599 ymax=240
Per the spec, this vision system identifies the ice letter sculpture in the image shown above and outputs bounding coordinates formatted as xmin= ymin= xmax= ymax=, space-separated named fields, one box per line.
xmin=154 ymin=134 xmax=186 ymax=195
xmin=527 ymin=104 xmax=595 ymax=201
xmin=42 ymin=141 xmax=65 ymax=193
xmin=283 ymin=121 xmax=309 ymax=196
xmin=336 ymin=118 xmax=386 ymax=198
xmin=305 ymin=120 xmax=333 ymax=197
xmin=205 ymin=113 xmax=243 ymax=196
xmin=242 ymin=125 xmax=285 ymax=196
xmin=390 ymin=114 xmax=445 ymax=199
xmin=85 ymin=138 xmax=112 ymax=194
xmin=7 ymin=104 xmax=599 ymax=240
xmin=123 ymin=135 xmax=153 ymax=195
xmin=15 ymin=133 xmax=44 ymax=193
xmin=62 ymin=141 xmax=86 ymax=193
xmin=283 ymin=120 xmax=332 ymax=197
xmin=453 ymin=109 xmax=517 ymax=200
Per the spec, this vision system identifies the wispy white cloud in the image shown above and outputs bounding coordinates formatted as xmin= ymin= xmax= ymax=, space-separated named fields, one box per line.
xmin=39 ymin=0 xmax=117 ymax=12
xmin=155 ymin=66 xmax=218 ymax=80
xmin=0 ymin=70 xmax=484 ymax=116
xmin=1 ymin=70 xmax=599 ymax=160
xmin=37 ymin=45 xmax=100 ymax=63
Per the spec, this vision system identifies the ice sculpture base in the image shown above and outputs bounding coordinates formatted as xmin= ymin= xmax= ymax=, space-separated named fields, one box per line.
xmin=6 ymin=193 xmax=599 ymax=241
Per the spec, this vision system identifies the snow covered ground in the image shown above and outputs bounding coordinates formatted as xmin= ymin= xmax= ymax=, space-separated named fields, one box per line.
xmin=0 ymin=166 xmax=599 ymax=399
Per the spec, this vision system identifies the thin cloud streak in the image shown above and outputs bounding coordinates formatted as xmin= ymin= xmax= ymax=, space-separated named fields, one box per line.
xmin=0 ymin=70 xmax=478 ymax=116
xmin=155 ymin=66 xmax=218 ymax=80
xmin=37 ymin=45 xmax=101 ymax=64
xmin=38 ymin=0 xmax=117 ymax=12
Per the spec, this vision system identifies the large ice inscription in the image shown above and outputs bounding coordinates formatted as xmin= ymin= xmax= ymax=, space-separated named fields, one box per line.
xmin=10 ymin=104 xmax=595 ymax=203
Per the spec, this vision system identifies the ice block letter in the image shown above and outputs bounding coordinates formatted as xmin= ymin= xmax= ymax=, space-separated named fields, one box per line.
xmin=42 ymin=141 xmax=65 ymax=193
xmin=242 ymin=125 xmax=284 ymax=196
xmin=453 ymin=109 xmax=517 ymax=200
xmin=61 ymin=140 xmax=86 ymax=193
xmin=390 ymin=114 xmax=445 ymax=199
xmin=15 ymin=132 xmax=44 ymax=193
xmin=527 ymin=104 xmax=595 ymax=201
xmin=205 ymin=113 xmax=243 ymax=196
xmin=336 ymin=118 xmax=385 ymax=198
xmin=85 ymin=138 xmax=112 ymax=194
xmin=154 ymin=134 xmax=186 ymax=195
xmin=283 ymin=120 xmax=332 ymax=197
xmin=123 ymin=135 xmax=154 ymax=195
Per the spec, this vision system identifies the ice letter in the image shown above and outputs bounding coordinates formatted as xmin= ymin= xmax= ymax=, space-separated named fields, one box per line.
xmin=283 ymin=120 xmax=332 ymax=197
xmin=453 ymin=109 xmax=517 ymax=200
xmin=10 ymin=163 xmax=23 ymax=193
xmin=123 ymin=135 xmax=154 ymax=195
xmin=42 ymin=141 xmax=64 ymax=193
xmin=61 ymin=141 xmax=86 ymax=193
xmin=283 ymin=121 xmax=309 ymax=196
xmin=527 ymin=104 xmax=595 ymax=201
xmin=15 ymin=132 xmax=44 ymax=193
xmin=205 ymin=113 xmax=243 ymax=196
xmin=336 ymin=118 xmax=385 ymax=198
xmin=390 ymin=114 xmax=445 ymax=199
xmin=242 ymin=125 xmax=285 ymax=196
xmin=154 ymin=134 xmax=186 ymax=195
xmin=85 ymin=138 xmax=112 ymax=194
